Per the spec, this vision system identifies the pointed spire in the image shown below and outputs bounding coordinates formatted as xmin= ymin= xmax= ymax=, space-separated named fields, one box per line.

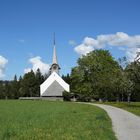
xmin=53 ymin=32 xmax=56 ymax=46
xmin=50 ymin=33 xmax=60 ymax=74
xmin=52 ymin=32 xmax=58 ymax=64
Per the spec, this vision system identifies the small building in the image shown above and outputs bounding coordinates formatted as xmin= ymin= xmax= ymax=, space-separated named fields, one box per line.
xmin=40 ymin=38 xmax=70 ymax=99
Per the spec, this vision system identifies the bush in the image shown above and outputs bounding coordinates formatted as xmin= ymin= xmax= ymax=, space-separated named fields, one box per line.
xmin=75 ymin=94 xmax=91 ymax=102
xmin=63 ymin=91 xmax=71 ymax=101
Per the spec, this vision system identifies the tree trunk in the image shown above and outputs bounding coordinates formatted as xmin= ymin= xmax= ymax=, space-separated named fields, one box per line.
xmin=127 ymin=93 xmax=131 ymax=104
xmin=121 ymin=94 xmax=124 ymax=102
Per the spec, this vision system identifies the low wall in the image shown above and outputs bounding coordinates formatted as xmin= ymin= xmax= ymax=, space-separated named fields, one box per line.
xmin=19 ymin=96 xmax=63 ymax=101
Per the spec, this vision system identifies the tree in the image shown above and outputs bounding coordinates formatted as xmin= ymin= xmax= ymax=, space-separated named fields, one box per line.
xmin=70 ymin=50 xmax=121 ymax=101
xmin=112 ymin=57 xmax=131 ymax=102
xmin=126 ymin=59 xmax=140 ymax=101
xmin=120 ymin=70 xmax=133 ymax=103
xmin=19 ymin=70 xmax=38 ymax=97
xmin=35 ymin=68 xmax=44 ymax=96
xmin=3 ymin=81 xmax=11 ymax=99
xmin=62 ymin=74 xmax=71 ymax=85
xmin=0 ymin=81 xmax=5 ymax=99
xmin=10 ymin=75 xmax=20 ymax=99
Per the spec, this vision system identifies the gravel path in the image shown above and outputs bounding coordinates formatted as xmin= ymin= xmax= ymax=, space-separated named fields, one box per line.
xmin=88 ymin=103 xmax=140 ymax=140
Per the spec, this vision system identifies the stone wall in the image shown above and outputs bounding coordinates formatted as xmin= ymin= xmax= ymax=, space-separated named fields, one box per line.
xmin=19 ymin=96 xmax=63 ymax=101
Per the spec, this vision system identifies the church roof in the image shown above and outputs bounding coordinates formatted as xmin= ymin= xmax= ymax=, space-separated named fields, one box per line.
xmin=40 ymin=72 xmax=70 ymax=96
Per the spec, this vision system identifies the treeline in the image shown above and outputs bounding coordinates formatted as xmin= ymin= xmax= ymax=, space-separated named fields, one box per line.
xmin=0 ymin=50 xmax=140 ymax=102
xmin=63 ymin=50 xmax=140 ymax=102
xmin=0 ymin=69 xmax=47 ymax=99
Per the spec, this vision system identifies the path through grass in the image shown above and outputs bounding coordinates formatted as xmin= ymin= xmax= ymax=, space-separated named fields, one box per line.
xmin=102 ymin=102 xmax=140 ymax=117
xmin=0 ymin=100 xmax=116 ymax=140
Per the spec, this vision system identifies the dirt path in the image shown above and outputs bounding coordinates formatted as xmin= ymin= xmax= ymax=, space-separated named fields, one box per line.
xmin=88 ymin=103 xmax=140 ymax=140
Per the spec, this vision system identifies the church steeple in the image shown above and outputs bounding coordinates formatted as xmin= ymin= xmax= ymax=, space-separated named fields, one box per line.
xmin=40 ymin=33 xmax=70 ymax=97
xmin=50 ymin=33 xmax=60 ymax=74
xmin=52 ymin=33 xmax=58 ymax=64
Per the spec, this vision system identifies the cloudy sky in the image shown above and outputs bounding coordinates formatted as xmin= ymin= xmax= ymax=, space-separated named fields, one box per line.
xmin=0 ymin=0 xmax=140 ymax=80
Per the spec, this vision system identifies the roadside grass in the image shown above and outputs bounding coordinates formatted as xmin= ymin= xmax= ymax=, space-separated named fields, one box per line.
xmin=0 ymin=100 xmax=116 ymax=140
xmin=101 ymin=102 xmax=140 ymax=117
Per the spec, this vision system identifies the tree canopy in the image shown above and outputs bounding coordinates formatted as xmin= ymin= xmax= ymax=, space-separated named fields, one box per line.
xmin=70 ymin=50 xmax=140 ymax=102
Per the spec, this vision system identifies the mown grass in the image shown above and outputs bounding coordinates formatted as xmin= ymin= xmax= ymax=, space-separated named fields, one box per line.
xmin=101 ymin=102 xmax=140 ymax=117
xmin=0 ymin=100 xmax=116 ymax=140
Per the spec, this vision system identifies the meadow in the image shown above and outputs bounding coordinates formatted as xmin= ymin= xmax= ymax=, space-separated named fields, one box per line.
xmin=0 ymin=100 xmax=116 ymax=140
xmin=102 ymin=102 xmax=140 ymax=117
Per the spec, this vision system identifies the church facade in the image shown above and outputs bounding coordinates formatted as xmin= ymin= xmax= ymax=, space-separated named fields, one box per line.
xmin=40 ymin=39 xmax=70 ymax=97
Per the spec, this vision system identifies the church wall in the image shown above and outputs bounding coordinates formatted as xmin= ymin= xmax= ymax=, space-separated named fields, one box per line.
xmin=42 ymin=80 xmax=65 ymax=96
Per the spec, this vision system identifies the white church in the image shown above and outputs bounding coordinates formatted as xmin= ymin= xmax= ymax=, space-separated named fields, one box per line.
xmin=40 ymin=37 xmax=70 ymax=99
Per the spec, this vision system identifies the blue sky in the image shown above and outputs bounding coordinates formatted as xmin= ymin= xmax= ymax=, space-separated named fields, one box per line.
xmin=0 ymin=0 xmax=140 ymax=80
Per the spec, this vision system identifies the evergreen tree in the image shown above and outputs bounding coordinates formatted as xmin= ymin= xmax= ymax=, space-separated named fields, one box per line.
xmin=19 ymin=70 xmax=38 ymax=97
xmin=62 ymin=74 xmax=71 ymax=84
xmin=3 ymin=81 xmax=11 ymax=99
xmin=35 ymin=68 xmax=44 ymax=96
xmin=10 ymin=75 xmax=20 ymax=99
xmin=0 ymin=81 xmax=4 ymax=99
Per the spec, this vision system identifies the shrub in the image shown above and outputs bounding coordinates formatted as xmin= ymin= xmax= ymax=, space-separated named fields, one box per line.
xmin=63 ymin=91 xmax=71 ymax=101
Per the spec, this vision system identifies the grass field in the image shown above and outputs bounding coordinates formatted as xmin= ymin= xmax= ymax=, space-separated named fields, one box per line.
xmin=0 ymin=100 xmax=116 ymax=140
xmin=102 ymin=102 xmax=140 ymax=117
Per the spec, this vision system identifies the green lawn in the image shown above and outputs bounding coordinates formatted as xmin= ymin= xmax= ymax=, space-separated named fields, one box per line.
xmin=101 ymin=102 xmax=140 ymax=117
xmin=0 ymin=100 xmax=116 ymax=140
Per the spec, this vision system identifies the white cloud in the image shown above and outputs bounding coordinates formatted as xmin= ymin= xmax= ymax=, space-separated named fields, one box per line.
xmin=0 ymin=56 xmax=8 ymax=79
xmin=24 ymin=56 xmax=50 ymax=75
xmin=74 ymin=32 xmax=140 ymax=61
xmin=75 ymin=44 xmax=94 ymax=55
xmin=69 ymin=40 xmax=77 ymax=45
